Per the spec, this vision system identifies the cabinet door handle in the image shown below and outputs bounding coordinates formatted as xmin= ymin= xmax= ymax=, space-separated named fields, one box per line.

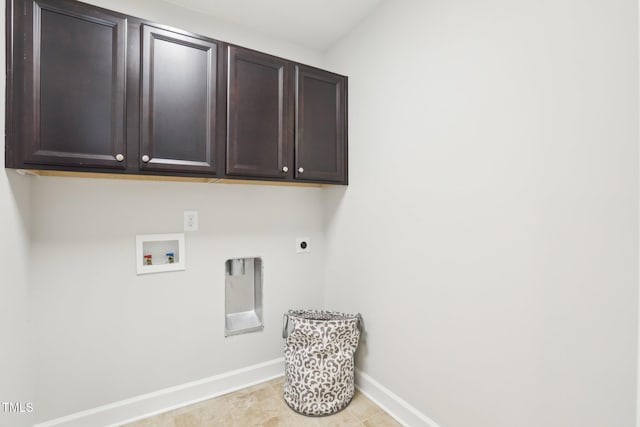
xmin=142 ymin=155 xmax=150 ymax=163
xmin=115 ymin=154 xmax=124 ymax=162
xmin=282 ymin=166 xmax=289 ymax=173
xmin=298 ymin=167 xmax=304 ymax=173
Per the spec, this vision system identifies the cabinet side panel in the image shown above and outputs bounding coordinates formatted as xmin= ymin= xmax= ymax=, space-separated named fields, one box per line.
xmin=5 ymin=0 xmax=16 ymax=167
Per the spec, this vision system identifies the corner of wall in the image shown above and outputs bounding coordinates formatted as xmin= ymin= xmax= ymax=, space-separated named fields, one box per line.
xmin=0 ymin=169 xmax=35 ymax=427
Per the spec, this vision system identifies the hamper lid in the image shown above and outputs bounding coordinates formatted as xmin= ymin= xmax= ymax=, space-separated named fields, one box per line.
xmin=288 ymin=309 xmax=359 ymax=321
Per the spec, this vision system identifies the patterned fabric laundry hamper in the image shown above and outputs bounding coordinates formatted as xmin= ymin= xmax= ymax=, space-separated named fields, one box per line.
xmin=282 ymin=309 xmax=362 ymax=416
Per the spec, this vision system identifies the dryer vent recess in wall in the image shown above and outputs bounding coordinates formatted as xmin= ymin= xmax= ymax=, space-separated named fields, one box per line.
xmin=225 ymin=257 xmax=263 ymax=337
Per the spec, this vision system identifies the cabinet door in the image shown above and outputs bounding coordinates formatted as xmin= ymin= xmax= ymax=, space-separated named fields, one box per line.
xmin=295 ymin=66 xmax=347 ymax=184
xmin=12 ymin=0 xmax=127 ymax=169
xmin=140 ymin=25 xmax=220 ymax=174
xmin=226 ymin=46 xmax=292 ymax=178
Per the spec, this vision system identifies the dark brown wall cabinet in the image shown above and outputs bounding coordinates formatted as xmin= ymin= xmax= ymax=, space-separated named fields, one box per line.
xmin=6 ymin=0 xmax=348 ymax=185
xmin=295 ymin=65 xmax=347 ymax=183
xmin=226 ymin=46 xmax=292 ymax=179
xmin=140 ymin=25 xmax=221 ymax=174
xmin=226 ymin=47 xmax=348 ymax=184
xmin=8 ymin=0 xmax=127 ymax=169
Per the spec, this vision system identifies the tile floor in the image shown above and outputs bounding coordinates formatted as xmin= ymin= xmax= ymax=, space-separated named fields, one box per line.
xmin=122 ymin=377 xmax=402 ymax=427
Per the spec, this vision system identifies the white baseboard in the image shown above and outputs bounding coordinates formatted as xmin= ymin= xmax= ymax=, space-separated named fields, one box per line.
xmin=355 ymin=369 xmax=442 ymax=427
xmin=34 ymin=361 xmax=438 ymax=427
xmin=34 ymin=358 xmax=285 ymax=427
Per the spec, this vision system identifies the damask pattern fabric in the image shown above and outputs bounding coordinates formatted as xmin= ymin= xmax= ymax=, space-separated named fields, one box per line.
xmin=283 ymin=310 xmax=361 ymax=416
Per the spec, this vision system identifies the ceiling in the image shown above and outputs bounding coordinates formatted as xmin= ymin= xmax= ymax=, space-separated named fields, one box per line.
xmin=161 ymin=0 xmax=385 ymax=51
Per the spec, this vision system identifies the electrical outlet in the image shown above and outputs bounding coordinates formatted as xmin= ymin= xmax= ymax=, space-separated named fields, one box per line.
xmin=296 ymin=237 xmax=310 ymax=253
xmin=184 ymin=210 xmax=198 ymax=232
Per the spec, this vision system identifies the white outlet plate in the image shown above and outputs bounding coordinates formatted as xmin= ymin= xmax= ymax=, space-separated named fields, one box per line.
xmin=296 ymin=237 xmax=311 ymax=253
xmin=184 ymin=210 xmax=199 ymax=232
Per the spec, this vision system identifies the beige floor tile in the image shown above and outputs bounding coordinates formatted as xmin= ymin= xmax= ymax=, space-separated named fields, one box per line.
xmin=173 ymin=411 xmax=200 ymax=427
xmin=362 ymin=411 xmax=403 ymax=427
xmin=313 ymin=409 xmax=364 ymax=426
xmin=230 ymin=395 xmax=285 ymax=426
xmin=202 ymin=412 xmax=235 ymax=426
xmin=270 ymin=385 xmax=284 ymax=397
xmin=345 ymin=391 xmax=382 ymax=421
xmin=121 ymin=380 xmax=394 ymax=427
xmin=279 ymin=412 xmax=329 ymax=426
xmin=254 ymin=413 xmax=295 ymax=427
xmin=171 ymin=397 xmax=230 ymax=423
xmin=280 ymin=411 xmax=313 ymax=426
xmin=201 ymin=402 xmax=234 ymax=425
xmin=265 ymin=376 xmax=285 ymax=388
xmin=226 ymin=382 xmax=275 ymax=413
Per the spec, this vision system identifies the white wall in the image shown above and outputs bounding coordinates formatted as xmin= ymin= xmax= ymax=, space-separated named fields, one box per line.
xmin=31 ymin=178 xmax=326 ymax=421
xmin=0 ymin=169 xmax=33 ymax=427
xmin=0 ymin=2 xmax=35 ymax=427
xmin=9 ymin=0 xmax=639 ymax=424
xmin=82 ymin=0 xmax=322 ymax=66
xmin=27 ymin=0 xmax=328 ymax=422
xmin=323 ymin=1 xmax=638 ymax=426
xmin=0 ymin=175 xmax=34 ymax=427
